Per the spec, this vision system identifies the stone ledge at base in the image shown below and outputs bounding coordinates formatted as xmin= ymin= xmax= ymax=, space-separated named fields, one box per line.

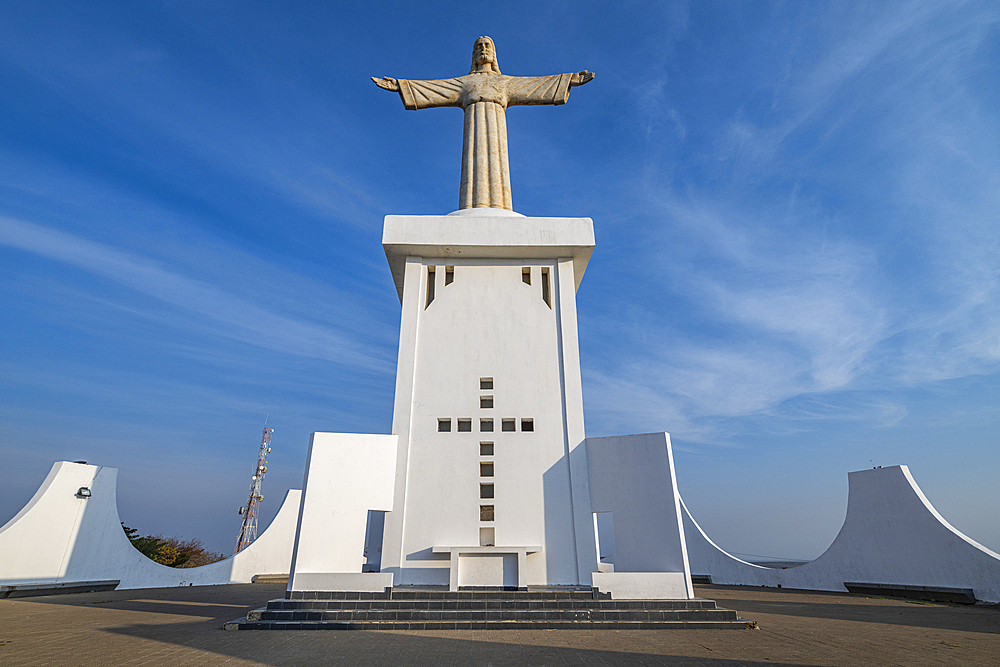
xmin=288 ymin=573 xmax=393 ymax=593
xmin=591 ymin=572 xmax=691 ymax=600
xmin=844 ymin=582 xmax=977 ymax=605
xmin=0 ymin=579 xmax=120 ymax=599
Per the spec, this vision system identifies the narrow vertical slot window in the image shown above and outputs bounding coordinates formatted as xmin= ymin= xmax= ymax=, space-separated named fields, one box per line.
xmin=437 ymin=418 xmax=451 ymax=432
xmin=541 ymin=267 xmax=551 ymax=308
xmin=445 ymin=266 xmax=454 ymax=285
xmin=425 ymin=266 xmax=436 ymax=308
xmin=457 ymin=418 xmax=472 ymax=432
xmin=521 ymin=267 xmax=531 ymax=285
xmin=521 ymin=418 xmax=534 ymax=432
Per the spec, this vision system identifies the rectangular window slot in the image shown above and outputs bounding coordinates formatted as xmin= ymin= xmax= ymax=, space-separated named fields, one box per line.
xmin=480 ymin=483 xmax=494 ymax=499
xmin=437 ymin=418 xmax=451 ymax=432
xmin=480 ymin=505 xmax=495 ymax=522
xmin=480 ymin=418 xmax=494 ymax=432
xmin=480 ymin=377 xmax=493 ymax=390
xmin=521 ymin=418 xmax=534 ymax=432
xmin=480 ymin=442 xmax=494 ymax=456
xmin=479 ymin=527 xmax=495 ymax=546
xmin=445 ymin=266 xmax=454 ymax=285
xmin=426 ymin=266 xmax=436 ymax=308
xmin=541 ymin=267 xmax=551 ymax=308
xmin=522 ymin=267 xmax=531 ymax=285
xmin=457 ymin=418 xmax=472 ymax=432
xmin=480 ymin=395 xmax=493 ymax=409
xmin=480 ymin=462 xmax=494 ymax=477
xmin=501 ymin=418 xmax=516 ymax=432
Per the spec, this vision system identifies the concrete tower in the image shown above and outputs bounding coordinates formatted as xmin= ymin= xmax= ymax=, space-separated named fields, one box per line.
xmin=378 ymin=209 xmax=598 ymax=587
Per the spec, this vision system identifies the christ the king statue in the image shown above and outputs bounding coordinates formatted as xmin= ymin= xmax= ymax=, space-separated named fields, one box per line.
xmin=373 ymin=36 xmax=594 ymax=211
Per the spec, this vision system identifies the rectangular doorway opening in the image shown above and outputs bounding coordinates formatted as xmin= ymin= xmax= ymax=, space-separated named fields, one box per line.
xmin=593 ymin=511 xmax=616 ymax=573
xmin=363 ymin=510 xmax=386 ymax=573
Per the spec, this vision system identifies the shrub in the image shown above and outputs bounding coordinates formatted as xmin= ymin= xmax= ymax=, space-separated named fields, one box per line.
xmin=122 ymin=523 xmax=225 ymax=568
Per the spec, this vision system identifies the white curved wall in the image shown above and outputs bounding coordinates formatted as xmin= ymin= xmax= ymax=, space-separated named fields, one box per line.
xmin=682 ymin=465 xmax=1000 ymax=602
xmin=0 ymin=461 xmax=301 ymax=590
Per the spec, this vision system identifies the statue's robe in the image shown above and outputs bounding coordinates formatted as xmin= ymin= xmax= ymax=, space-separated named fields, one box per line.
xmin=394 ymin=72 xmax=577 ymax=210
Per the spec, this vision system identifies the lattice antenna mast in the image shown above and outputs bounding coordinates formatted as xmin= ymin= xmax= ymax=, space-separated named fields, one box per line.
xmin=234 ymin=422 xmax=273 ymax=554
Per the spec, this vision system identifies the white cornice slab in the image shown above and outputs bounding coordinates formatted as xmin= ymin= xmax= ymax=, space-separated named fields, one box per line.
xmin=382 ymin=213 xmax=595 ymax=301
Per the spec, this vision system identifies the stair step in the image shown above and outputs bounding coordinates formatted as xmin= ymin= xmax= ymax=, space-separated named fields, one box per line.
xmin=252 ymin=609 xmax=739 ymax=622
xmin=226 ymin=618 xmax=757 ymax=631
xmin=267 ymin=599 xmax=720 ymax=611
xmin=285 ymin=590 xmax=606 ymax=601
xmin=258 ymin=610 xmax=737 ymax=623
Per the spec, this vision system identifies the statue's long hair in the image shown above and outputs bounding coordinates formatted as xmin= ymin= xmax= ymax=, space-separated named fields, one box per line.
xmin=470 ymin=36 xmax=501 ymax=74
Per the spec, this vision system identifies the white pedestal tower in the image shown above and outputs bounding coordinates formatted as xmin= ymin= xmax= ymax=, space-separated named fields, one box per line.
xmin=378 ymin=208 xmax=598 ymax=587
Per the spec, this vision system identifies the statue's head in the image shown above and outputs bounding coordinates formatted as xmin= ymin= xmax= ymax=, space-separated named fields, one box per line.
xmin=470 ymin=36 xmax=501 ymax=74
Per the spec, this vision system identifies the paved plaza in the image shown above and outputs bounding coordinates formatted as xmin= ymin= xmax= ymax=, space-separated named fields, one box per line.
xmin=0 ymin=583 xmax=996 ymax=666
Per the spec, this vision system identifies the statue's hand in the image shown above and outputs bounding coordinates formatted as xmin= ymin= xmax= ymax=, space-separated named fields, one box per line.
xmin=372 ymin=76 xmax=401 ymax=92
xmin=571 ymin=71 xmax=595 ymax=86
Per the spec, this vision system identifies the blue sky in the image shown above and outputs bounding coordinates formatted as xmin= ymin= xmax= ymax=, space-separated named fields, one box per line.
xmin=2 ymin=1 xmax=998 ymax=560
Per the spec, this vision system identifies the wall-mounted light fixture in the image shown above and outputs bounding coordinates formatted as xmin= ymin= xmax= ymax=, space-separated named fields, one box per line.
xmin=76 ymin=487 xmax=92 ymax=498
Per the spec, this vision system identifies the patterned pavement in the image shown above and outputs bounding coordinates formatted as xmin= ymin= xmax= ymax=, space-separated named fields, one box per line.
xmin=0 ymin=583 xmax=997 ymax=666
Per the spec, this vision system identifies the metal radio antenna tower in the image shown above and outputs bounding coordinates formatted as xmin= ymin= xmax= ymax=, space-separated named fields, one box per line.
xmin=234 ymin=421 xmax=273 ymax=555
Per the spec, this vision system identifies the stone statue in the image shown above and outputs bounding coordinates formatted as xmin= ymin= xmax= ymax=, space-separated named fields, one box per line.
xmin=373 ymin=36 xmax=594 ymax=211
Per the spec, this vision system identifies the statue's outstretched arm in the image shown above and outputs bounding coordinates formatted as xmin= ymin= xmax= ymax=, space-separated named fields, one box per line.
xmin=372 ymin=76 xmax=401 ymax=92
xmin=506 ymin=72 xmax=594 ymax=107
xmin=378 ymin=77 xmax=464 ymax=110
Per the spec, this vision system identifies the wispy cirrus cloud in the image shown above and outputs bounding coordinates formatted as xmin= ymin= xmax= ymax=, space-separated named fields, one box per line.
xmin=582 ymin=1 xmax=1000 ymax=447
xmin=0 ymin=216 xmax=394 ymax=374
xmin=584 ymin=191 xmax=887 ymax=442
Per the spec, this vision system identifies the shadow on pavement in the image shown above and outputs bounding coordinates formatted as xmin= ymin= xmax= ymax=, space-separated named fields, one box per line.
xmin=697 ymin=585 xmax=1000 ymax=635
xmin=102 ymin=621 xmax=810 ymax=667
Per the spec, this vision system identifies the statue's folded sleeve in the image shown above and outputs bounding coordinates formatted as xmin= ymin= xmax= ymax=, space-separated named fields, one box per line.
xmin=398 ymin=78 xmax=464 ymax=110
xmin=505 ymin=73 xmax=574 ymax=107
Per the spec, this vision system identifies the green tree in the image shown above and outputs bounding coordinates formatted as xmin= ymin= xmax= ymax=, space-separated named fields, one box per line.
xmin=122 ymin=523 xmax=224 ymax=568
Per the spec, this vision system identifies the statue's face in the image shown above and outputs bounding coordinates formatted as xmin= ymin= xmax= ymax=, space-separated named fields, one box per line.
xmin=473 ymin=37 xmax=496 ymax=66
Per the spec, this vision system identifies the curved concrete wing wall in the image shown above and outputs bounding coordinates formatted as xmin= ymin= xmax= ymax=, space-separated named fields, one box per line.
xmin=0 ymin=461 xmax=301 ymax=590
xmin=682 ymin=465 xmax=1000 ymax=602
xmin=585 ymin=432 xmax=694 ymax=599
